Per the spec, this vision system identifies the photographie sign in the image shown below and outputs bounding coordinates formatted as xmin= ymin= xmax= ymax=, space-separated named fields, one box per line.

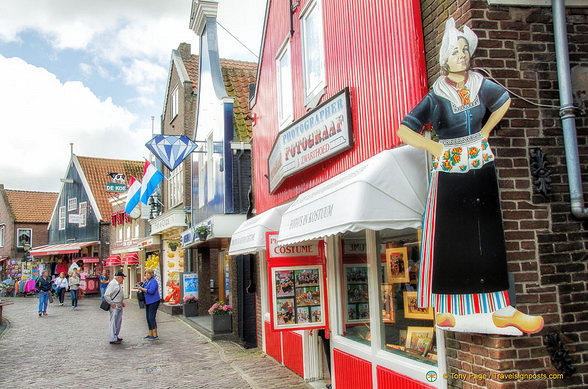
xmin=106 ymin=182 xmax=127 ymax=192
xmin=267 ymin=87 xmax=353 ymax=193
xmin=68 ymin=214 xmax=83 ymax=224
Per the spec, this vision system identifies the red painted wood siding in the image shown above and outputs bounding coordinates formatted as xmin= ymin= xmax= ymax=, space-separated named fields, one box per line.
xmin=333 ymin=348 xmax=372 ymax=389
xmin=252 ymin=0 xmax=427 ymax=212
xmin=282 ymin=331 xmax=304 ymax=377
xmin=264 ymin=320 xmax=282 ymax=363
xmin=377 ymin=365 xmax=435 ymax=389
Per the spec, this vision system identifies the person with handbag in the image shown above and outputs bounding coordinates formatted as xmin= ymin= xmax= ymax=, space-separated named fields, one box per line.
xmin=69 ymin=269 xmax=80 ymax=310
xmin=104 ymin=271 xmax=126 ymax=344
xmin=36 ymin=271 xmax=53 ymax=317
xmin=53 ymin=272 xmax=68 ymax=306
xmin=137 ymin=269 xmax=160 ymax=340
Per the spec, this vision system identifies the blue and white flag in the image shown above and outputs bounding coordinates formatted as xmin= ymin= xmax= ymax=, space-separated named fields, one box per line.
xmin=140 ymin=160 xmax=164 ymax=204
xmin=124 ymin=176 xmax=141 ymax=214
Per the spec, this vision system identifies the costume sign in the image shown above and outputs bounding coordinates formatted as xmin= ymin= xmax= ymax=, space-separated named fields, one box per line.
xmin=266 ymin=232 xmax=328 ymax=331
xmin=398 ymin=18 xmax=543 ymax=336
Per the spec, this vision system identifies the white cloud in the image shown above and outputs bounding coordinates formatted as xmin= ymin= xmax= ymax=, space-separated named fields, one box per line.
xmin=121 ymin=59 xmax=168 ymax=95
xmin=0 ymin=55 xmax=149 ymax=191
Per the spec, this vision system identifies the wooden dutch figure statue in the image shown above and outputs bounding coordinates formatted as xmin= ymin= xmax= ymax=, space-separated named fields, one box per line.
xmin=398 ymin=18 xmax=543 ymax=335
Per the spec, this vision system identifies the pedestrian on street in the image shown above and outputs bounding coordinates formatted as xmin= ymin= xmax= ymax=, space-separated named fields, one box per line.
xmin=137 ymin=269 xmax=160 ymax=340
xmin=104 ymin=271 xmax=126 ymax=344
xmin=54 ymin=272 xmax=68 ymax=306
xmin=99 ymin=270 xmax=109 ymax=301
xmin=69 ymin=269 xmax=80 ymax=310
xmin=36 ymin=271 xmax=53 ymax=317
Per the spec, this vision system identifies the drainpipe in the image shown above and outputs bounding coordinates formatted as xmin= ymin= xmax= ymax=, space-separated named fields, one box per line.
xmin=553 ymin=0 xmax=588 ymax=219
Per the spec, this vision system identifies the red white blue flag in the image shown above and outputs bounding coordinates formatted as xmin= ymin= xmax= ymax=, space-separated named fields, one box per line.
xmin=124 ymin=176 xmax=142 ymax=214
xmin=140 ymin=160 xmax=164 ymax=205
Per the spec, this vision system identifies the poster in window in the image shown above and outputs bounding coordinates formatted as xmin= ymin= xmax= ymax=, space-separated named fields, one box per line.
xmin=405 ymin=326 xmax=435 ymax=355
xmin=386 ymin=247 xmax=409 ymax=283
xmin=344 ymin=264 xmax=370 ymax=323
xmin=271 ymin=265 xmax=325 ymax=330
xmin=381 ymin=283 xmax=395 ymax=323
xmin=403 ymin=291 xmax=434 ymax=320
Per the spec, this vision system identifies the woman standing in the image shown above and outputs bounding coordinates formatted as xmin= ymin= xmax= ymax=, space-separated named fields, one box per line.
xmin=137 ymin=269 xmax=160 ymax=340
xmin=69 ymin=269 xmax=80 ymax=310
xmin=36 ymin=271 xmax=53 ymax=317
xmin=54 ymin=272 xmax=68 ymax=306
xmin=397 ymin=18 xmax=543 ymax=334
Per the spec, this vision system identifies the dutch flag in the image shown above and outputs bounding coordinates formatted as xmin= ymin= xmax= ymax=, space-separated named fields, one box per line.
xmin=124 ymin=176 xmax=142 ymax=215
xmin=140 ymin=160 xmax=164 ymax=205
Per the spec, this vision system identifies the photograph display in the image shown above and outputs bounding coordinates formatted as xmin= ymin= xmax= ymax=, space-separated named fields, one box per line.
xmin=344 ymin=264 xmax=370 ymax=323
xmin=272 ymin=266 xmax=324 ymax=328
xmin=386 ymin=247 xmax=409 ymax=283
xmin=381 ymin=283 xmax=395 ymax=323
xmin=403 ymin=291 xmax=434 ymax=320
xmin=405 ymin=326 xmax=435 ymax=355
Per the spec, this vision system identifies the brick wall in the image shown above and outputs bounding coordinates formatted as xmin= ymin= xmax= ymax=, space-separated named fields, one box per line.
xmin=419 ymin=1 xmax=588 ymax=388
xmin=0 ymin=186 xmax=15 ymax=259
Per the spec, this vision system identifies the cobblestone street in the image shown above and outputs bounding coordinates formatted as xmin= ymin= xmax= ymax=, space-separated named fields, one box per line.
xmin=0 ymin=295 xmax=312 ymax=389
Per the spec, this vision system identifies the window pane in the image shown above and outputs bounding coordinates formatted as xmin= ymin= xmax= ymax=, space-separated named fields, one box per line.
xmin=339 ymin=232 xmax=371 ymax=346
xmin=303 ymin=5 xmax=323 ymax=94
xmin=377 ymin=230 xmax=437 ymax=366
xmin=278 ymin=46 xmax=293 ymax=123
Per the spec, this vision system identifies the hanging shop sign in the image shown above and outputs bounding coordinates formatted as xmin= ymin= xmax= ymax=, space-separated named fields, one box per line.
xmin=266 ymin=232 xmax=328 ymax=331
xmin=267 ymin=87 xmax=353 ymax=193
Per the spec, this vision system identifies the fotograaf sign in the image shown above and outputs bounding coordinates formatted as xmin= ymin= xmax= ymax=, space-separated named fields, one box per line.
xmin=267 ymin=87 xmax=353 ymax=193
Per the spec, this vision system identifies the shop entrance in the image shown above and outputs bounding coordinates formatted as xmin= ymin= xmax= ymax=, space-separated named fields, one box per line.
xmin=236 ymin=254 xmax=257 ymax=347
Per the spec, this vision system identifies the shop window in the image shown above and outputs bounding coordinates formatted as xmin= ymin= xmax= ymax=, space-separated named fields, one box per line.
xmin=198 ymin=152 xmax=205 ymax=208
xmin=59 ymin=206 xmax=66 ymax=230
xmin=300 ymin=0 xmax=326 ymax=107
xmin=171 ymin=85 xmax=179 ymax=120
xmin=339 ymin=232 xmax=371 ymax=346
xmin=168 ymin=162 xmax=184 ymax=208
xmin=79 ymin=202 xmax=87 ymax=228
xmin=0 ymin=225 xmax=5 ymax=247
xmin=276 ymin=38 xmax=293 ymax=127
xmin=376 ymin=230 xmax=437 ymax=366
xmin=68 ymin=197 xmax=77 ymax=212
xmin=17 ymin=228 xmax=32 ymax=248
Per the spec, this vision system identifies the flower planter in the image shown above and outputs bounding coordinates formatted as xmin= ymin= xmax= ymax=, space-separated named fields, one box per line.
xmin=184 ymin=302 xmax=199 ymax=317
xmin=212 ymin=314 xmax=232 ymax=334
xmin=197 ymin=232 xmax=208 ymax=241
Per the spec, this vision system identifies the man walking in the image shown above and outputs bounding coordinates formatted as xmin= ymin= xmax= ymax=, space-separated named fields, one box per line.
xmin=104 ymin=271 xmax=126 ymax=344
xmin=36 ymin=271 xmax=53 ymax=317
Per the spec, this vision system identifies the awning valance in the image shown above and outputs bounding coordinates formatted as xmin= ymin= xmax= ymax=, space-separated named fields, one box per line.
xmin=122 ymin=252 xmax=139 ymax=265
xmin=80 ymin=257 xmax=100 ymax=263
xmin=228 ymin=203 xmax=291 ymax=256
xmin=30 ymin=241 xmax=99 ymax=257
xmin=277 ymin=146 xmax=428 ymax=245
xmin=105 ymin=255 xmax=121 ymax=266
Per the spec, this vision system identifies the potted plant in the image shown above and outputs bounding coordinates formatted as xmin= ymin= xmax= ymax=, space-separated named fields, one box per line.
xmin=183 ymin=295 xmax=198 ymax=317
xmin=195 ymin=224 xmax=210 ymax=241
xmin=208 ymin=300 xmax=232 ymax=333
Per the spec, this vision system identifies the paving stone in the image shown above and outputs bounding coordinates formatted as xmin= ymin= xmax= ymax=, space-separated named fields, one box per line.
xmin=0 ymin=295 xmax=312 ymax=389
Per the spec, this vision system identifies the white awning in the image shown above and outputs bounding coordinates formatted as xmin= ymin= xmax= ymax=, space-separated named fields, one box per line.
xmin=228 ymin=202 xmax=291 ymax=256
xmin=277 ymin=146 xmax=429 ymax=245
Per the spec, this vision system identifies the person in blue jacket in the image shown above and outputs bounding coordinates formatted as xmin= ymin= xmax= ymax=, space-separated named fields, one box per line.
xmin=137 ymin=268 xmax=160 ymax=340
xmin=36 ymin=271 xmax=53 ymax=317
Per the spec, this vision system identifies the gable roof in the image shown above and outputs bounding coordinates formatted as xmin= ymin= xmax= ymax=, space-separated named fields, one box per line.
xmin=4 ymin=189 xmax=58 ymax=223
xmin=75 ymin=156 xmax=144 ymax=222
xmin=219 ymin=58 xmax=257 ymax=142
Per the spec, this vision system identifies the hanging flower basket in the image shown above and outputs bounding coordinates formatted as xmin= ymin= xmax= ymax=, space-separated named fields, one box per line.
xmin=195 ymin=224 xmax=210 ymax=241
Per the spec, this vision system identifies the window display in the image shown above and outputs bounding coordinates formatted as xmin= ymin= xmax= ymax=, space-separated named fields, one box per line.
xmin=271 ymin=265 xmax=325 ymax=329
xmin=377 ymin=230 xmax=437 ymax=365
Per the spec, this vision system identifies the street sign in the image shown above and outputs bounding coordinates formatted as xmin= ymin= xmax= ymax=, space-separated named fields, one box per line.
xmin=106 ymin=183 xmax=127 ymax=192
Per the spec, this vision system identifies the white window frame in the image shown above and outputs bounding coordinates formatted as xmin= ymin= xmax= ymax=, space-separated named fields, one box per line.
xmin=167 ymin=162 xmax=184 ymax=209
xmin=17 ymin=228 xmax=32 ymax=248
xmin=134 ymin=219 xmax=139 ymax=238
xmin=300 ymin=0 xmax=327 ymax=108
xmin=67 ymin=197 xmax=77 ymax=212
xmin=171 ymin=85 xmax=179 ymax=120
xmin=117 ymin=224 xmax=123 ymax=242
xmin=79 ymin=202 xmax=87 ymax=228
xmin=0 ymin=225 xmax=4 ymax=247
xmin=276 ymin=37 xmax=293 ymax=128
xmin=126 ymin=223 xmax=131 ymax=241
xmin=58 ymin=206 xmax=66 ymax=230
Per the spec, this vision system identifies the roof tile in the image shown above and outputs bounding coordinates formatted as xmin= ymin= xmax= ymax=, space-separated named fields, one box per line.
xmin=5 ymin=190 xmax=58 ymax=223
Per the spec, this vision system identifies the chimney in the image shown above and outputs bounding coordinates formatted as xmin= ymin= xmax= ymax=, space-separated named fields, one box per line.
xmin=189 ymin=0 xmax=219 ymax=36
xmin=178 ymin=42 xmax=191 ymax=58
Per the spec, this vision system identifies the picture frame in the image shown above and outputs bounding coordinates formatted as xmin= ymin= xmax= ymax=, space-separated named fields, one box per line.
xmin=403 ymin=291 xmax=434 ymax=320
xmin=386 ymin=247 xmax=409 ymax=283
xmin=381 ymin=283 xmax=395 ymax=323
xmin=405 ymin=326 xmax=435 ymax=355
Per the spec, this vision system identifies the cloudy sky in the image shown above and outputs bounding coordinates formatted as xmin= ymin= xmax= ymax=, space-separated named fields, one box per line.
xmin=0 ymin=0 xmax=266 ymax=192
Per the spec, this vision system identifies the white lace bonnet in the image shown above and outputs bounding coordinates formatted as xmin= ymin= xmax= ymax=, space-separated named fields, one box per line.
xmin=439 ymin=18 xmax=478 ymax=66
